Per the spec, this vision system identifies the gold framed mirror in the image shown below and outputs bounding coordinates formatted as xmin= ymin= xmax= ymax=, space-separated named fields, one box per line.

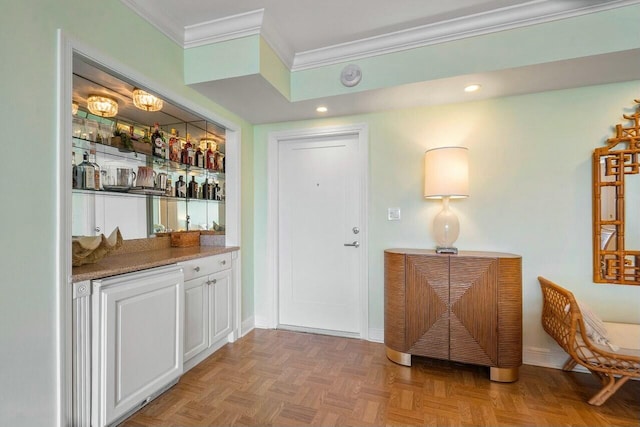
xmin=593 ymin=100 xmax=639 ymax=285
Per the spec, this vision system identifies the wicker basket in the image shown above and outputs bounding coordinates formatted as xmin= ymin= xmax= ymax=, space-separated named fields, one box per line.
xmin=170 ymin=231 xmax=200 ymax=247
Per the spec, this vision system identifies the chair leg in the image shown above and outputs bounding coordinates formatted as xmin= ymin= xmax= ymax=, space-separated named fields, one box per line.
xmin=588 ymin=375 xmax=631 ymax=406
xmin=562 ymin=356 xmax=577 ymax=371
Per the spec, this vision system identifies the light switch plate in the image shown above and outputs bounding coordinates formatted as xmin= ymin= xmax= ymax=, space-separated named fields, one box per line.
xmin=388 ymin=207 xmax=401 ymax=221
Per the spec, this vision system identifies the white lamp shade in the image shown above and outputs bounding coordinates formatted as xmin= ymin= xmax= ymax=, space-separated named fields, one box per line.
xmin=424 ymin=146 xmax=469 ymax=199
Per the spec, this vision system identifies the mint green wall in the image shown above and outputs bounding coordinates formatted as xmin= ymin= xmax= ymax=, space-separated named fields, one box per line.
xmin=0 ymin=1 xmax=253 ymax=424
xmin=185 ymin=35 xmax=261 ymax=84
xmin=291 ymin=5 xmax=640 ymax=101
xmin=254 ymin=80 xmax=640 ymax=352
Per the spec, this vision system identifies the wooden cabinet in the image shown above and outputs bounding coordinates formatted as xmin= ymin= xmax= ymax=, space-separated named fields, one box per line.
xmin=384 ymin=249 xmax=522 ymax=382
xmin=180 ymin=253 xmax=233 ymax=369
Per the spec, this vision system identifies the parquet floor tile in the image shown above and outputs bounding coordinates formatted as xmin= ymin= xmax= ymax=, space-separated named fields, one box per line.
xmin=122 ymin=329 xmax=640 ymax=426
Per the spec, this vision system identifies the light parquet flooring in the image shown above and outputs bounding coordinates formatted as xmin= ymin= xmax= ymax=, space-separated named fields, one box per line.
xmin=122 ymin=329 xmax=640 ymax=427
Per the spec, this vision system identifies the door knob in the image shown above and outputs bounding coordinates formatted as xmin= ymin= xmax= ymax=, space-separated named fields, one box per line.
xmin=344 ymin=241 xmax=360 ymax=248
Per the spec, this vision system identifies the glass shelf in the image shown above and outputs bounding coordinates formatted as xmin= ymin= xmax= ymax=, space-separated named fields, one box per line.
xmin=72 ymin=137 xmax=226 ymax=178
xmin=72 ymin=187 xmax=225 ymax=203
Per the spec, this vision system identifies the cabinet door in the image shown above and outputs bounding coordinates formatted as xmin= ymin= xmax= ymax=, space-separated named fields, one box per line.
xmin=208 ymin=269 xmax=232 ymax=345
xmin=405 ymin=255 xmax=449 ymax=359
xmin=184 ymin=276 xmax=209 ymax=362
xmin=92 ymin=266 xmax=183 ymax=427
xmin=449 ymin=257 xmax=498 ymax=366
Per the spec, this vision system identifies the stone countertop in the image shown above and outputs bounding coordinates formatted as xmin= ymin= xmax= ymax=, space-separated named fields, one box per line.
xmin=72 ymin=245 xmax=239 ymax=282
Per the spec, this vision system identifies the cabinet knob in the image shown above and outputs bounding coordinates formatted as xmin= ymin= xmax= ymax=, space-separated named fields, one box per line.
xmin=220 ymin=260 xmax=226 ymax=265
xmin=95 ymin=226 xmax=101 ymax=233
xmin=194 ymin=266 xmax=200 ymax=272
xmin=211 ymin=279 xmax=217 ymax=284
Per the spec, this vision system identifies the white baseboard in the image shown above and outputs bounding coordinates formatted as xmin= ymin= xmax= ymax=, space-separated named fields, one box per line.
xmin=254 ymin=315 xmax=274 ymax=330
xmin=523 ymin=345 xmax=591 ymax=373
xmin=368 ymin=328 xmax=384 ymax=343
xmin=240 ymin=316 xmax=255 ymax=338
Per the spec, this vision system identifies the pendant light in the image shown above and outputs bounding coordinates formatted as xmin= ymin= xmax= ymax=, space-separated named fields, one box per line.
xmin=86 ymin=94 xmax=118 ymax=117
xmin=132 ymin=88 xmax=163 ymax=112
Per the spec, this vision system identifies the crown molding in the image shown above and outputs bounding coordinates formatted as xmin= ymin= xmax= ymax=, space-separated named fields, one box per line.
xmin=119 ymin=0 xmax=183 ymax=46
xmin=260 ymin=13 xmax=295 ymax=69
xmin=291 ymin=0 xmax=640 ymax=71
xmin=121 ymin=0 xmax=640 ymax=71
xmin=184 ymin=9 xmax=264 ymax=49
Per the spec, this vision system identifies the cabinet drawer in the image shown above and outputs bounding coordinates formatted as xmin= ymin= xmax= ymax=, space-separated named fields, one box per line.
xmin=180 ymin=253 xmax=232 ymax=281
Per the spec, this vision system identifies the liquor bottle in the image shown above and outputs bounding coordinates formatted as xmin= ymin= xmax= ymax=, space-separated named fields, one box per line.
xmin=202 ymin=178 xmax=212 ymax=200
xmin=88 ymin=149 xmax=101 ymax=190
xmin=72 ymin=152 xmax=78 ymax=189
xmin=206 ymin=143 xmax=216 ymax=171
xmin=151 ymin=123 xmax=165 ymax=158
xmin=213 ymin=182 xmax=220 ymax=200
xmin=214 ymin=150 xmax=225 ymax=173
xmin=168 ymin=129 xmax=179 ymax=162
xmin=180 ymin=134 xmax=190 ymax=165
xmin=78 ymin=152 xmax=95 ymax=190
xmin=195 ymin=144 xmax=204 ymax=168
xmin=186 ymin=133 xmax=195 ymax=166
xmin=187 ymin=176 xmax=199 ymax=199
xmin=165 ymin=177 xmax=173 ymax=197
xmin=175 ymin=175 xmax=186 ymax=198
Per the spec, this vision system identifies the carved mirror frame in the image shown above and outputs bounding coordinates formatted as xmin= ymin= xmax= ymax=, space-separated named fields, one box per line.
xmin=593 ymin=100 xmax=639 ymax=285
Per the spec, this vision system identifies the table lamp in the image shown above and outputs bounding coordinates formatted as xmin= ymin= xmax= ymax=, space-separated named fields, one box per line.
xmin=424 ymin=146 xmax=469 ymax=254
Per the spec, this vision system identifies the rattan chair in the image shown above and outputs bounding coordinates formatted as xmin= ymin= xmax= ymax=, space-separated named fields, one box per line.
xmin=538 ymin=276 xmax=640 ymax=405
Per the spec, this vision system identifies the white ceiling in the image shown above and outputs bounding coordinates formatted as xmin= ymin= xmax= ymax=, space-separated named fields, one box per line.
xmin=120 ymin=0 xmax=640 ymax=124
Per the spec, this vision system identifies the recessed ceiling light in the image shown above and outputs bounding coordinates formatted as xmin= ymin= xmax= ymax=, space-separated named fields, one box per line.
xmin=316 ymin=106 xmax=328 ymax=113
xmin=464 ymin=84 xmax=481 ymax=93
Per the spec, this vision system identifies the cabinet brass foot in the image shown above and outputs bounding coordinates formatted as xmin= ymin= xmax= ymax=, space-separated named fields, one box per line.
xmin=490 ymin=366 xmax=519 ymax=382
xmin=385 ymin=346 xmax=411 ymax=366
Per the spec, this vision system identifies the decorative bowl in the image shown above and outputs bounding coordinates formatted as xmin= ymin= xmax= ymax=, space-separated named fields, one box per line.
xmin=72 ymin=227 xmax=123 ymax=267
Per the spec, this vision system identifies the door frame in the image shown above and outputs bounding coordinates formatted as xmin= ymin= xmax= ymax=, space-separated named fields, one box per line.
xmin=266 ymin=124 xmax=369 ymax=339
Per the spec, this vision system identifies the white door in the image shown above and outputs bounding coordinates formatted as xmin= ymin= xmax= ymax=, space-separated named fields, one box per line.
xmin=278 ymin=134 xmax=363 ymax=334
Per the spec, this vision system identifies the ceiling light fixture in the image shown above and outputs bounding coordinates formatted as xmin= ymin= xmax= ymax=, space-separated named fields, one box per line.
xmin=132 ymin=88 xmax=163 ymax=112
xmin=464 ymin=84 xmax=481 ymax=93
xmin=87 ymin=95 xmax=118 ymax=117
xmin=316 ymin=106 xmax=328 ymax=113
xmin=72 ymin=101 xmax=79 ymax=115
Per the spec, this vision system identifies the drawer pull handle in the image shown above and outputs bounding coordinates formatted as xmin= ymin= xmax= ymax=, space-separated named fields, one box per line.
xmin=194 ymin=266 xmax=200 ymax=272
xmin=221 ymin=260 xmax=226 ymax=265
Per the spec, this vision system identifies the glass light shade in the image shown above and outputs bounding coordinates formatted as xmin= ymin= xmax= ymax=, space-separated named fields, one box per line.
xmin=200 ymin=138 xmax=217 ymax=149
xmin=86 ymin=95 xmax=118 ymax=117
xmin=72 ymin=101 xmax=79 ymax=115
xmin=132 ymin=88 xmax=163 ymax=112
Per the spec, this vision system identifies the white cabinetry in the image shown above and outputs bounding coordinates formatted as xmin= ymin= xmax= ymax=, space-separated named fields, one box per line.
xmin=180 ymin=253 xmax=233 ymax=369
xmin=91 ymin=265 xmax=184 ymax=427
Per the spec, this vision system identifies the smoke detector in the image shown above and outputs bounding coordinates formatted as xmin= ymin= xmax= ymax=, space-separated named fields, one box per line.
xmin=340 ymin=64 xmax=362 ymax=87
